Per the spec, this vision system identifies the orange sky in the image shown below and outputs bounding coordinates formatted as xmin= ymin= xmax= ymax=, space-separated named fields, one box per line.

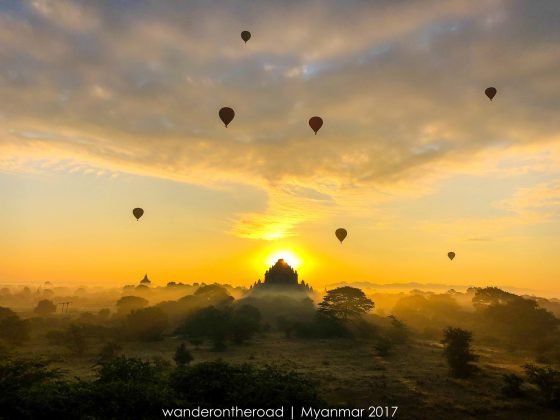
xmin=1 ymin=1 xmax=559 ymax=296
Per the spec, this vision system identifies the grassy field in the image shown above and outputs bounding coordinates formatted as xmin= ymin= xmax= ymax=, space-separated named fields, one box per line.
xmin=14 ymin=331 xmax=559 ymax=419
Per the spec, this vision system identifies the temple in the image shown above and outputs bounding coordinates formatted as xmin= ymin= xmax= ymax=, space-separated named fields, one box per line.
xmin=139 ymin=274 xmax=151 ymax=285
xmin=250 ymin=259 xmax=312 ymax=294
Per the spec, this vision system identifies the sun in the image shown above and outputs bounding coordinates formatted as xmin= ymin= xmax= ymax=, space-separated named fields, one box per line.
xmin=266 ymin=250 xmax=301 ymax=269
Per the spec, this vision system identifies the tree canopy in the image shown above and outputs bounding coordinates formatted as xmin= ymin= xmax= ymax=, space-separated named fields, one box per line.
xmin=318 ymin=287 xmax=374 ymax=319
xmin=34 ymin=299 xmax=56 ymax=316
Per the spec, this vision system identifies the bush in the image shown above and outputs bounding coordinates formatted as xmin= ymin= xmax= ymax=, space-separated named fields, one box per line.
xmin=85 ymin=356 xmax=174 ymax=419
xmin=169 ymin=361 xmax=322 ymax=408
xmin=46 ymin=324 xmax=88 ymax=355
xmin=295 ymin=314 xmax=351 ymax=339
xmin=501 ymin=373 xmax=524 ymax=398
xmin=374 ymin=336 xmax=394 ymax=357
xmin=0 ymin=355 xmax=322 ymax=418
xmin=442 ymin=327 xmax=478 ymax=378
xmin=0 ymin=356 xmax=63 ymax=418
xmin=386 ymin=316 xmax=410 ymax=344
xmin=174 ymin=342 xmax=193 ymax=367
xmin=524 ymin=363 xmax=560 ymax=407
xmin=97 ymin=342 xmax=122 ymax=363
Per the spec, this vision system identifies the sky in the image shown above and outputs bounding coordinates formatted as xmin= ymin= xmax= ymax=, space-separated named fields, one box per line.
xmin=1 ymin=0 xmax=559 ymax=294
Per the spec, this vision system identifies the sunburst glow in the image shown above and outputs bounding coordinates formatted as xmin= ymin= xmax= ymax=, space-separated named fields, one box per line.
xmin=266 ymin=250 xmax=301 ymax=269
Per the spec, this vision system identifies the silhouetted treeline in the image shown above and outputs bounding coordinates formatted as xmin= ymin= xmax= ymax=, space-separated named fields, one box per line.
xmin=1 ymin=284 xmax=559 ymax=364
xmin=0 ymin=353 xmax=322 ymax=419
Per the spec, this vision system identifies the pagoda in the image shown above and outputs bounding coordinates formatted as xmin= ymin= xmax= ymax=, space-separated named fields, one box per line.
xmin=139 ymin=274 xmax=151 ymax=286
xmin=250 ymin=259 xmax=312 ymax=294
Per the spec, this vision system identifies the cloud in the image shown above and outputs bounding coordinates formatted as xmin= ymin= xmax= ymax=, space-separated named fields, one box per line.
xmin=495 ymin=182 xmax=560 ymax=220
xmin=1 ymin=0 xmax=560 ymax=238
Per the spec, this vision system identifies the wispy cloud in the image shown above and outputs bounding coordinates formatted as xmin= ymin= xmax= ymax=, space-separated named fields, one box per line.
xmin=1 ymin=0 xmax=560 ymax=239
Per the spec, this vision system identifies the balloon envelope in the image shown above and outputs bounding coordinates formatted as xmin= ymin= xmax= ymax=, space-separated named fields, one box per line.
xmin=219 ymin=107 xmax=235 ymax=127
xmin=132 ymin=208 xmax=144 ymax=221
xmin=335 ymin=228 xmax=347 ymax=243
xmin=485 ymin=87 xmax=497 ymax=100
xmin=448 ymin=251 xmax=455 ymax=261
xmin=309 ymin=116 xmax=323 ymax=134
xmin=241 ymin=31 xmax=251 ymax=43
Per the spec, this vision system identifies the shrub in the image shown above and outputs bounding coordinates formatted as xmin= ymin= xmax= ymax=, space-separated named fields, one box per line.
xmin=501 ymin=373 xmax=524 ymax=398
xmin=524 ymin=363 xmax=560 ymax=407
xmin=97 ymin=341 xmax=122 ymax=363
xmin=442 ymin=327 xmax=478 ymax=378
xmin=374 ymin=336 xmax=394 ymax=357
xmin=173 ymin=342 xmax=193 ymax=367
xmin=170 ymin=361 xmax=322 ymax=408
xmin=46 ymin=324 xmax=88 ymax=356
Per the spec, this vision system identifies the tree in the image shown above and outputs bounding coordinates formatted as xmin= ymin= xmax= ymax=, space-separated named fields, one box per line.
xmin=34 ymin=299 xmax=56 ymax=316
xmin=318 ymin=287 xmax=374 ymax=320
xmin=442 ymin=327 xmax=478 ymax=378
xmin=173 ymin=342 xmax=193 ymax=367
xmin=0 ymin=307 xmax=16 ymax=319
xmin=230 ymin=305 xmax=261 ymax=344
xmin=472 ymin=287 xmax=519 ymax=309
xmin=276 ymin=316 xmax=295 ymax=338
xmin=0 ymin=312 xmax=29 ymax=346
xmin=98 ymin=308 xmax=111 ymax=320
xmin=66 ymin=324 xmax=87 ymax=355
xmin=482 ymin=297 xmax=559 ymax=347
xmin=126 ymin=307 xmax=168 ymax=341
xmin=176 ymin=306 xmax=229 ymax=351
xmin=193 ymin=284 xmax=234 ymax=307
xmin=0 ymin=356 xmax=63 ymax=419
xmin=116 ymin=296 xmax=148 ymax=316
xmin=386 ymin=315 xmax=410 ymax=344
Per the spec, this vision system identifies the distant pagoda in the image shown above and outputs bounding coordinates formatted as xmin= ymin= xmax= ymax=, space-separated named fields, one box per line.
xmin=250 ymin=259 xmax=312 ymax=294
xmin=139 ymin=274 xmax=151 ymax=286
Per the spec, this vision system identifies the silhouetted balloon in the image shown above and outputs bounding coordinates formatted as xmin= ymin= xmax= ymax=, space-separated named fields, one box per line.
xmin=241 ymin=31 xmax=251 ymax=43
xmin=309 ymin=116 xmax=323 ymax=135
xmin=132 ymin=208 xmax=144 ymax=221
xmin=219 ymin=107 xmax=235 ymax=127
xmin=485 ymin=87 xmax=497 ymax=101
xmin=335 ymin=228 xmax=347 ymax=243
xmin=448 ymin=251 xmax=455 ymax=261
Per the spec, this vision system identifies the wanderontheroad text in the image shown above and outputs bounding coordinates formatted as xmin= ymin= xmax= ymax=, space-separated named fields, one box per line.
xmin=162 ymin=407 xmax=284 ymax=418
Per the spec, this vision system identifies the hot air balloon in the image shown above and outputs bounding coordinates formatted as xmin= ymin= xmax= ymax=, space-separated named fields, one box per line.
xmin=448 ymin=251 xmax=455 ymax=261
xmin=485 ymin=87 xmax=497 ymax=101
xmin=335 ymin=228 xmax=347 ymax=243
xmin=132 ymin=208 xmax=144 ymax=221
xmin=241 ymin=31 xmax=251 ymax=43
xmin=309 ymin=116 xmax=323 ymax=135
xmin=219 ymin=107 xmax=235 ymax=127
